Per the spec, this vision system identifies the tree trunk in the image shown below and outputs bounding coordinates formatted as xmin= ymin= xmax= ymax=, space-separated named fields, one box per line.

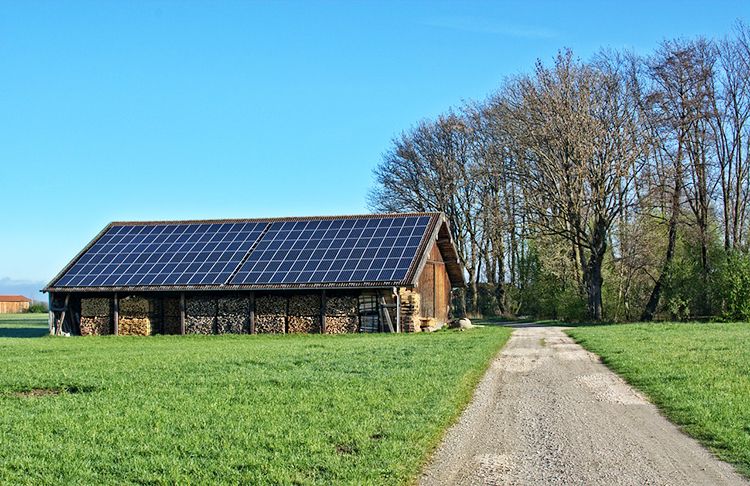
xmin=496 ymin=253 xmax=506 ymax=315
xmin=586 ymin=218 xmax=607 ymax=321
xmin=641 ymin=195 xmax=680 ymax=321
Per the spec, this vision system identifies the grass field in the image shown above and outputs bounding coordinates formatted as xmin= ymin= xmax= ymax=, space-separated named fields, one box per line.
xmin=0 ymin=314 xmax=510 ymax=485
xmin=567 ymin=322 xmax=750 ymax=478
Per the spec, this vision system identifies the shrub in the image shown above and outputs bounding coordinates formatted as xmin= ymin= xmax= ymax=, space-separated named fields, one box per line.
xmin=26 ymin=302 xmax=48 ymax=313
xmin=711 ymin=251 xmax=750 ymax=321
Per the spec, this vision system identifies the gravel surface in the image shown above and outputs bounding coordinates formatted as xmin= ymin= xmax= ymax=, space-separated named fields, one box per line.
xmin=419 ymin=325 xmax=748 ymax=485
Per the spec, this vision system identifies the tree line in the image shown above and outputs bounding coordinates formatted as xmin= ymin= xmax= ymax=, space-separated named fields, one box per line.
xmin=369 ymin=23 xmax=750 ymax=322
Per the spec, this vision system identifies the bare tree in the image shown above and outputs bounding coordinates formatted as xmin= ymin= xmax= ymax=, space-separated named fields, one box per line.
xmin=503 ymin=51 xmax=643 ymax=320
xmin=712 ymin=22 xmax=750 ymax=250
xmin=639 ymin=39 xmax=715 ymax=320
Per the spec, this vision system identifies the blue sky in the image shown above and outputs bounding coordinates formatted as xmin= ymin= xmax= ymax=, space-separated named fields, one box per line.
xmin=1 ymin=0 xmax=748 ymax=292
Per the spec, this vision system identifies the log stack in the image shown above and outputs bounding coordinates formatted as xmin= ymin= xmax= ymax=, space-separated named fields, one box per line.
xmin=324 ymin=294 xmax=359 ymax=334
xmin=217 ymin=296 xmax=249 ymax=334
xmin=186 ymin=296 xmax=216 ymax=334
xmin=80 ymin=297 xmax=111 ymax=336
xmin=255 ymin=294 xmax=286 ymax=333
xmin=287 ymin=294 xmax=321 ymax=333
xmin=399 ymin=289 xmax=421 ymax=333
xmin=287 ymin=315 xmax=321 ymax=333
xmin=118 ymin=295 xmax=154 ymax=336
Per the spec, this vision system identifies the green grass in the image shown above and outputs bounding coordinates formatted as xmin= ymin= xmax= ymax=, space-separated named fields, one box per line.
xmin=567 ymin=322 xmax=750 ymax=477
xmin=0 ymin=320 xmax=510 ymax=485
xmin=0 ymin=313 xmax=49 ymax=338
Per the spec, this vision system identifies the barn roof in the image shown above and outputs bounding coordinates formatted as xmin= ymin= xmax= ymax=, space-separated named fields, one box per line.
xmin=44 ymin=212 xmax=465 ymax=292
xmin=0 ymin=295 xmax=32 ymax=302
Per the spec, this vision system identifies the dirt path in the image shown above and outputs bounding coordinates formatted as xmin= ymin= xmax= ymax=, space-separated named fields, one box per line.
xmin=419 ymin=326 xmax=747 ymax=485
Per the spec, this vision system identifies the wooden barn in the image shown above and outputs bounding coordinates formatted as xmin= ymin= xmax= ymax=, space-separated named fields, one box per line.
xmin=0 ymin=295 xmax=32 ymax=314
xmin=43 ymin=213 xmax=465 ymax=336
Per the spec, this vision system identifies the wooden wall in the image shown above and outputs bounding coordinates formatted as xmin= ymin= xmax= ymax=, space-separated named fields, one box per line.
xmin=416 ymin=242 xmax=451 ymax=324
xmin=0 ymin=301 xmax=30 ymax=313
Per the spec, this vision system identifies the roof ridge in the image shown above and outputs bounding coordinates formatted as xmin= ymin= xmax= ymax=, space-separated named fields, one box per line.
xmin=107 ymin=212 xmax=442 ymax=226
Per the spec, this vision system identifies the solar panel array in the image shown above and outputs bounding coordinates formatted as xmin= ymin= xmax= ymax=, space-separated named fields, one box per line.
xmin=230 ymin=216 xmax=431 ymax=285
xmin=52 ymin=215 xmax=434 ymax=288
xmin=54 ymin=222 xmax=266 ymax=288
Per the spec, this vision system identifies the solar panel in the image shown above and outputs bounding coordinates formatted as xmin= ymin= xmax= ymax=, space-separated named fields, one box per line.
xmin=54 ymin=222 xmax=267 ymax=288
xmin=230 ymin=215 xmax=432 ymax=285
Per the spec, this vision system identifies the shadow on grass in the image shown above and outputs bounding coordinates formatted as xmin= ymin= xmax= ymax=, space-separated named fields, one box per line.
xmin=0 ymin=326 xmax=49 ymax=338
xmin=475 ymin=316 xmax=618 ymax=328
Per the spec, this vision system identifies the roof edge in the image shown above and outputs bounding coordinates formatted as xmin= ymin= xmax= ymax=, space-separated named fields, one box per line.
xmin=108 ymin=211 xmax=442 ymax=227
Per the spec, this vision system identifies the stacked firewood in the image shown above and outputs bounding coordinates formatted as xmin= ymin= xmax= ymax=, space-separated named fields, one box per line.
xmin=324 ymin=315 xmax=358 ymax=334
xmin=324 ymin=294 xmax=359 ymax=334
xmin=118 ymin=317 xmax=150 ymax=336
xmin=80 ymin=298 xmax=111 ymax=336
xmin=186 ymin=296 xmax=216 ymax=335
xmin=81 ymin=298 xmax=110 ymax=316
xmin=255 ymin=295 xmax=287 ymax=315
xmin=217 ymin=296 xmax=249 ymax=334
xmin=399 ymin=290 xmax=421 ymax=333
xmin=326 ymin=295 xmax=358 ymax=315
xmin=163 ymin=297 xmax=181 ymax=335
xmin=254 ymin=314 xmax=285 ymax=333
xmin=286 ymin=294 xmax=321 ymax=333
xmin=118 ymin=296 xmax=154 ymax=336
xmin=255 ymin=294 xmax=287 ymax=333
xmin=287 ymin=315 xmax=321 ymax=333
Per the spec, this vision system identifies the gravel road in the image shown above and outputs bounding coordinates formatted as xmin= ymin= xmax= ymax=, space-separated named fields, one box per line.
xmin=419 ymin=325 xmax=748 ymax=485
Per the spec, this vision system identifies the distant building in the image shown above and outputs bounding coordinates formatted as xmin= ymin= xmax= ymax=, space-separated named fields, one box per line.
xmin=0 ymin=295 xmax=32 ymax=313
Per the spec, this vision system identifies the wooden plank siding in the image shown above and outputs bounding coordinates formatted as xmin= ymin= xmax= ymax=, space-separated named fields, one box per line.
xmin=416 ymin=242 xmax=451 ymax=324
xmin=0 ymin=301 xmax=31 ymax=313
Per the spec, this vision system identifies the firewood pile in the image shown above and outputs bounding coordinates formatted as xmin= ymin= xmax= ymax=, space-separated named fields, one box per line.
xmin=285 ymin=294 xmax=321 ymax=333
xmin=216 ymin=296 xmax=249 ymax=334
xmin=287 ymin=315 xmax=321 ymax=333
xmin=255 ymin=314 xmax=285 ymax=333
xmin=163 ymin=297 xmax=181 ymax=334
xmin=325 ymin=315 xmax=358 ymax=334
xmin=324 ymin=294 xmax=359 ymax=333
xmin=119 ymin=296 xmax=150 ymax=316
xmin=256 ymin=295 xmax=287 ymax=315
xmin=81 ymin=297 xmax=110 ymax=317
xmin=287 ymin=294 xmax=320 ymax=315
xmin=186 ymin=296 xmax=217 ymax=334
xmin=80 ymin=316 xmax=110 ymax=336
xmin=399 ymin=290 xmax=421 ymax=333
xmin=186 ymin=316 xmax=214 ymax=334
xmin=80 ymin=298 xmax=111 ymax=336
xmin=326 ymin=295 xmax=358 ymax=315
xmin=118 ymin=296 xmax=156 ymax=336
xmin=255 ymin=294 xmax=287 ymax=333
xmin=119 ymin=317 xmax=150 ymax=336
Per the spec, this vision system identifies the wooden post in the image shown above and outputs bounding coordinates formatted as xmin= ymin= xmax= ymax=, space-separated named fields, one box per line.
xmin=57 ymin=294 xmax=70 ymax=336
xmin=48 ymin=293 xmax=54 ymax=335
xmin=249 ymin=292 xmax=255 ymax=334
xmin=179 ymin=292 xmax=186 ymax=335
xmin=113 ymin=293 xmax=119 ymax=336
xmin=394 ymin=287 xmax=401 ymax=333
xmin=284 ymin=295 xmax=289 ymax=334
xmin=320 ymin=290 xmax=327 ymax=334
xmin=379 ymin=295 xmax=395 ymax=333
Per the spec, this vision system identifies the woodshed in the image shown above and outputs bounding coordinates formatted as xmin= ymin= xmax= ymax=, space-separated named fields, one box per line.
xmin=43 ymin=212 xmax=465 ymax=336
